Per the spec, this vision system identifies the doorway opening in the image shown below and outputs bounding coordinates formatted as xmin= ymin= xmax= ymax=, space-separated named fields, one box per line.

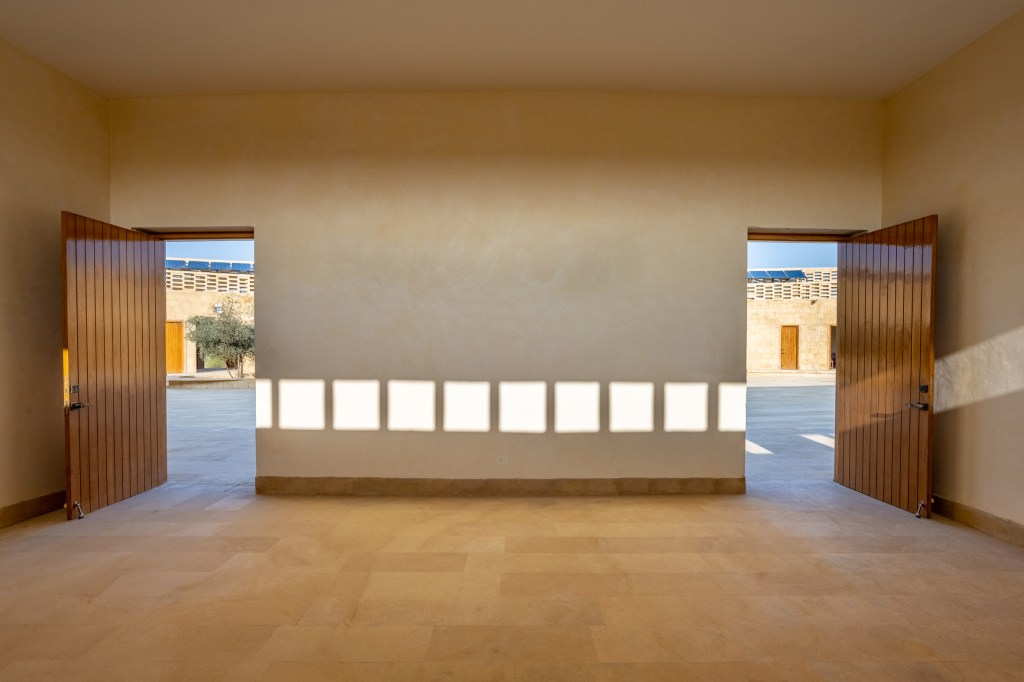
xmin=164 ymin=239 xmax=256 ymax=489
xmin=745 ymin=239 xmax=838 ymax=482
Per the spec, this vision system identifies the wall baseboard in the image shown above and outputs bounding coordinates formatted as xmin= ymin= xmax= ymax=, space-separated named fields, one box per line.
xmin=932 ymin=495 xmax=1024 ymax=548
xmin=256 ymin=476 xmax=745 ymax=497
xmin=0 ymin=491 xmax=65 ymax=529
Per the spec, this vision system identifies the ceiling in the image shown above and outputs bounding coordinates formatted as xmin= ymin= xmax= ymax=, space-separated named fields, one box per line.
xmin=1 ymin=0 xmax=1022 ymax=99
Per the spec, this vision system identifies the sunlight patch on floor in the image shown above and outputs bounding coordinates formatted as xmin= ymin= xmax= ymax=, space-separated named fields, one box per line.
xmin=801 ymin=434 xmax=835 ymax=448
xmin=745 ymin=439 xmax=773 ymax=455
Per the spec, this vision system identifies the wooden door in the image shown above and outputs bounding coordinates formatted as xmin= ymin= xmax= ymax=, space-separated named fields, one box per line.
xmin=829 ymin=326 xmax=837 ymax=369
xmin=165 ymin=322 xmax=184 ymax=374
xmin=835 ymin=215 xmax=936 ymax=516
xmin=61 ymin=212 xmax=167 ymax=519
xmin=780 ymin=326 xmax=799 ymax=370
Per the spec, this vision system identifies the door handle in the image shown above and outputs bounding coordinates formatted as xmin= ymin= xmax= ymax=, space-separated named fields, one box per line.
xmin=69 ymin=402 xmax=92 ymax=410
xmin=905 ymin=402 xmax=929 ymax=411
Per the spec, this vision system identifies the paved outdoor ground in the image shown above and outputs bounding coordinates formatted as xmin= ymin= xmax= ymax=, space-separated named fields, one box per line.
xmin=167 ymin=375 xmax=836 ymax=486
xmin=746 ymin=372 xmax=836 ymax=483
xmin=167 ymin=387 xmax=255 ymax=488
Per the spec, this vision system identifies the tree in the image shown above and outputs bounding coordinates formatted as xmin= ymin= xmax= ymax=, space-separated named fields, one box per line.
xmin=186 ymin=296 xmax=255 ymax=378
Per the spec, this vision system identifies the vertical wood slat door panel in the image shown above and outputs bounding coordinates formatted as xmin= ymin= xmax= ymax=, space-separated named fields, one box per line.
xmin=141 ymin=230 xmax=151 ymax=491
xmin=134 ymin=231 xmax=145 ymax=495
xmin=867 ymin=231 xmax=878 ymax=500
xmin=911 ymin=218 xmax=925 ymax=509
xmin=156 ymin=248 xmax=168 ymax=487
xmin=836 ymin=215 xmax=937 ymax=515
xmin=119 ymin=229 xmax=130 ymax=500
xmin=63 ymin=224 xmax=81 ymax=514
xmin=883 ymin=230 xmax=898 ymax=506
xmin=102 ymin=220 xmax=115 ymax=509
xmin=61 ymin=212 xmax=166 ymax=518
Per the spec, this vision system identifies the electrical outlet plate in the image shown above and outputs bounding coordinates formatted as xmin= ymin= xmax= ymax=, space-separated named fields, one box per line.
xmin=496 ymin=454 xmax=510 ymax=465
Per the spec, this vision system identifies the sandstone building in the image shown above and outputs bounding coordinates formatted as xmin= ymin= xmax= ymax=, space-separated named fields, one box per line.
xmin=746 ymin=268 xmax=838 ymax=372
xmin=164 ymin=258 xmax=255 ymax=375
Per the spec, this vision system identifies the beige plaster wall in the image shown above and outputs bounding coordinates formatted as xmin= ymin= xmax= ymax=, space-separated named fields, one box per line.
xmin=747 ymin=300 xmax=837 ymax=371
xmin=0 ymin=38 xmax=109 ymax=509
xmin=110 ymin=93 xmax=882 ymax=481
xmin=884 ymin=10 xmax=1024 ymax=524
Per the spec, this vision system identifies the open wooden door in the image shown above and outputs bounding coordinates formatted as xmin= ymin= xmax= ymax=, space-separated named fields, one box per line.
xmin=61 ymin=212 xmax=167 ymax=519
xmin=835 ymin=215 xmax=936 ymax=516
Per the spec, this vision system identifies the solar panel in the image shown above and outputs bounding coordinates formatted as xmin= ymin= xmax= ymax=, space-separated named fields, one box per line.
xmin=210 ymin=262 xmax=231 ymax=271
xmin=165 ymin=259 xmax=187 ymax=269
xmin=783 ymin=270 xmax=807 ymax=279
xmin=767 ymin=270 xmax=788 ymax=279
xmin=230 ymin=262 xmax=254 ymax=272
xmin=186 ymin=260 xmax=212 ymax=270
xmin=747 ymin=270 xmax=770 ymax=279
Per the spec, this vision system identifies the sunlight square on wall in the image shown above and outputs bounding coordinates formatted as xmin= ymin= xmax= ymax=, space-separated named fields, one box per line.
xmin=554 ymin=382 xmax=600 ymax=433
xmin=255 ymin=378 xmax=273 ymax=429
xmin=388 ymin=380 xmax=436 ymax=431
xmin=664 ymin=382 xmax=709 ymax=432
xmin=443 ymin=381 xmax=490 ymax=432
xmin=333 ymin=380 xmax=380 ymax=430
xmin=278 ymin=379 xmax=325 ymax=430
xmin=499 ymin=381 xmax=547 ymax=433
xmin=609 ymin=382 xmax=654 ymax=432
xmin=718 ymin=382 xmax=747 ymax=432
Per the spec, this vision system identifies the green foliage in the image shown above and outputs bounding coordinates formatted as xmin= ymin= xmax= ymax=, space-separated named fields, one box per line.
xmin=185 ymin=296 xmax=255 ymax=378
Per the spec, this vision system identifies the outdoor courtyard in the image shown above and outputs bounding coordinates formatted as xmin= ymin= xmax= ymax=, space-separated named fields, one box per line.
xmin=167 ymin=374 xmax=841 ymax=488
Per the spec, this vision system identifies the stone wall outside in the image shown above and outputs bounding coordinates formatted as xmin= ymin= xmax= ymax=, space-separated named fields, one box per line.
xmin=166 ymin=289 xmax=255 ymax=375
xmin=747 ymin=299 xmax=837 ymax=371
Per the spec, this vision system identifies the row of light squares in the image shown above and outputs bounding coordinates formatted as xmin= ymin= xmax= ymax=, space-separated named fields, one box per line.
xmin=257 ymin=380 xmax=746 ymax=433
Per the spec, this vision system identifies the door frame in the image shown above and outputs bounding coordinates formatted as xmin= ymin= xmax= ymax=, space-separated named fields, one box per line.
xmin=63 ymin=219 xmax=256 ymax=519
xmin=746 ymin=223 xmax=935 ymax=516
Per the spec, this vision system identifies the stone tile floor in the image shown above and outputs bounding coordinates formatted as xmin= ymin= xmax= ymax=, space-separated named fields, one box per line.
xmin=0 ymin=382 xmax=1021 ymax=680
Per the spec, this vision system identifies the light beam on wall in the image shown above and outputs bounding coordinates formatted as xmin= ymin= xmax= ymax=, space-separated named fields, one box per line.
xmin=443 ymin=381 xmax=490 ymax=432
xmin=935 ymin=324 xmax=1024 ymax=413
xmin=554 ymin=382 xmax=600 ymax=433
xmin=719 ymin=382 xmax=747 ymax=432
xmin=388 ymin=380 xmax=436 ymax=431
xmin=333 ymin=380 xmax=381 ymax=430
xmin=499 ymin=381 xmax=547 ymax=433
xmin=664 ymin=382 xmax=709 ymax=432
xmin=609 ymin=382 xmax=654 ymax=432
xmin=278 ymin=379 xmax=326 ymax=430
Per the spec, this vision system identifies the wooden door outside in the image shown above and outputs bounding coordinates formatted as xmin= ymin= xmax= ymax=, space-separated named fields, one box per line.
xmin=61 ymin=212 xmax=167 ymax=519
xmin=166 ymin=322 xmax=185 ymax=374
xmin=780 ymin=325 xmax=799 ymax=370
xmin=835 ymin=215 xmax=936 ymax=516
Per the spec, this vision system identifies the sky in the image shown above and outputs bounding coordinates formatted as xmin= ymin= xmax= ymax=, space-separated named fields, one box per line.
xmin=747 ymin=241 xmax=837 ymax=268
xmin=166 ymin=240 xmax=254 ymax=261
